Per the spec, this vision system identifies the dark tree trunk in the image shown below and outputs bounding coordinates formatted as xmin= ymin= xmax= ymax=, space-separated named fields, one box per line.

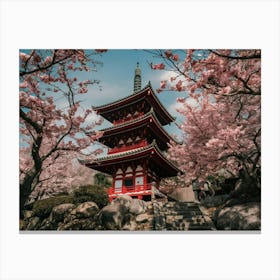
xmin=230 ymin=171 xmax=261 ymax=201
xmin=19 ymin=169 xmax=40 ymax=218
xmin=20 ymin=182 xmax=31 ymax=219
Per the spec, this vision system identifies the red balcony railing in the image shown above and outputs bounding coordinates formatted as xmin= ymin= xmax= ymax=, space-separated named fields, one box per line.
xmin=108 ymin=183 xmax=153 ymax=200
xmin=108 ymin=140 xmax=148 ymax=154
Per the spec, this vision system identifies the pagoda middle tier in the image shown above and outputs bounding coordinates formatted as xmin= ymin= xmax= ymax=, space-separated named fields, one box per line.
xmin=97 ymin=108 xmax=177 ymax=152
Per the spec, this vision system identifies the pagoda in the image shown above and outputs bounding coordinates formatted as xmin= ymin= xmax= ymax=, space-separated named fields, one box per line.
xmin=82 ymin=63 xmax=182 ymax=202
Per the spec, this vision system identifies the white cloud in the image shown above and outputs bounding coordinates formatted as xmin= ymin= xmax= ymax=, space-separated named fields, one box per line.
xmin=159 ymin=70 xmax=178 ymax=82
xmin=82 ymin=82 xmax=130 ymax=108
xmin=168 ymin=96 xmax=200 ymax=123
xmin=185 ymin=97 xmax=199 ymax=107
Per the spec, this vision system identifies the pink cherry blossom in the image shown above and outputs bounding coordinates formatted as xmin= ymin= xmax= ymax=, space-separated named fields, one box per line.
xmin=151 ymin=49 xmax=261 ymax=194
xmin=95 ymin=49 xmax=107 ymax=53
xmin=78 ymin=87 xmax=88 ymax=94
xmin=172 ymin=54 xmax=179 ymax=61
xmin=19 ymin=49 xmax=105 ymax=216
xmin=164 ymin=50 xmax=173 ymax=58
xmin=160 ymin=80 xmax=167 ymax=89
xmin=151 ymin=63 xmax=165 ymax=70
xmin=19 ymin=52 xmax=30 ymax=62
xmin=68 ymin=63 xmax=74 ymax=70
xmin=176 ymin=97 xmax=186 ymax=103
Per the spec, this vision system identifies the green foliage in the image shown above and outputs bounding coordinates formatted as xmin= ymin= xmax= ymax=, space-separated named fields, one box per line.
xmin=32 ymin=195 xmax=74 ymax=219
xmin=72 ymin=185 xmax=109 ymax=208
xmin=93 ymin=173 xmax=111 ymax=188
xmin=31 ymin=181 xmax=110 ymax=220
xmin=206 ymin=175 xmax=216 ymax=184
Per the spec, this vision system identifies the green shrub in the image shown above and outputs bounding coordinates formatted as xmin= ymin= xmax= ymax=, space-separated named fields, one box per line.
xmin=93 ymin=173 xmax=111 ymax=188
xmin=32 ymin=195 xmax=74 ymax=219
xmin=72 ymin=195 xmax=93 ymax=205
xmin=72 ymin=185 xmax=109 ymax=208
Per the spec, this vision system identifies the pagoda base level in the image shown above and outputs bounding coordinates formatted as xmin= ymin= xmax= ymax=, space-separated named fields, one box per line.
xmin=109 ymin=191 xmax=152 ymax=202
xmin=108 ymin=183 xmax=155 ymax=202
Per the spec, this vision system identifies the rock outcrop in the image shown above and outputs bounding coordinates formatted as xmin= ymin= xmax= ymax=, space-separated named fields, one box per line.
xmin=213 ymin=202 xmax=261 ymax=230
xmin=50 ymin=203 xmax=76 ymax=223
xmin=200 ymin=195 xmax=229 ymax=208
xmin=20 ymin=195 xmax=261 ymax=231
xmin=98 ymin=203 xmax=130 ymax=230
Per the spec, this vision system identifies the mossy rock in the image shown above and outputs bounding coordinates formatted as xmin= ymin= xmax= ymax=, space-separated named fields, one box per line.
xmin=32 ymin=195 xmax=74 ymax=219
xmin=72 ymin=185 xmax=109 ymax=208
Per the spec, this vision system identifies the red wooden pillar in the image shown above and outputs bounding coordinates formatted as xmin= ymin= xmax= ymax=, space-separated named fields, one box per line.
xmin=112 ymin=176 xmax=115 ymax=192
xmin=143 ymin=174 xmax=147 ymax=189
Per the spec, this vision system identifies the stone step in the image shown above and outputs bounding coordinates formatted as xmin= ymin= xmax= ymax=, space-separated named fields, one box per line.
xmin=152 ymin=201 xmax=216 ymax=231
xmin=175 ymin=207 xmax=201 ymax=212
xmin=163 ymin=213 xmax=200 ymax=217
xmin=160 ymin=212 xmax=203 ymax=218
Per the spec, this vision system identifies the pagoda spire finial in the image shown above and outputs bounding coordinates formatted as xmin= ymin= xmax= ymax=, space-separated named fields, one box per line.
xmin=133 ymin=62 xmax=141 ymax=93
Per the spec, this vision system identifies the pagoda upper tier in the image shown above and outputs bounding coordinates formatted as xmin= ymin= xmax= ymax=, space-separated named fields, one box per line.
xmin=92 ymin=82 xmax=175 ymax=126
xmin=97 ymin=108 xmax=177 ymax=151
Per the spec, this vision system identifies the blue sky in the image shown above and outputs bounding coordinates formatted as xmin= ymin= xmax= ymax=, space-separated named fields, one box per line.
xmin=82 ymin=49 xmax=186 ymax=138
xmin=20 ymin=49 xmax=187 ymax=151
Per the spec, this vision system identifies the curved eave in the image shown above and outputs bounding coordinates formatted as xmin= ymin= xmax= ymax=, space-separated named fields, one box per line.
xmin=99 ymin=110 xmax=178 ymax=144
xmin=146 ymin=83 xmax=176 ymax=124
xmin=79 ymin=142 xmax=182 ymax=176
xmin=92 ymin=83 xmax=175 ymax=125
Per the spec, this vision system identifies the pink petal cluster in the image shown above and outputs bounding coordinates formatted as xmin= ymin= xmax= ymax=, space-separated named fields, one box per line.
xmin=19 ymin=49 xmax=105 ymax=208
xmin=95 ymin=49 xmax=107 ymax=53
xmin=150 ymin=49 xmax=261 ymax=188
xmin=151 ymin=63 xmax=165 ymax=70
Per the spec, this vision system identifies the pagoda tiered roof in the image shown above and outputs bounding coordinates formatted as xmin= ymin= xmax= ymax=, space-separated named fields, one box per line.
xmin=79 ymin=141 xmax=182 ymax=178
xmin=97 ymin=109 xmax=178 ymax=149
xmin=92 ymin=82 xmax=175 ymax=125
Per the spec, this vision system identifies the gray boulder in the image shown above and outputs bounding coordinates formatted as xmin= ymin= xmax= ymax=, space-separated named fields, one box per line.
xmin=58 ymin=218 xmax=98 ymax=230
xmin=122 ymin=220 xmax=138 ymax=231
xmin=50 ymin=203 xmax=76 ymax=223
xmin=74 ymin=202 xmax=99 ymax=218
xmin=39 ymin=217 xmax=54 ymax=230
xmin=112 ymin=195 xmax=133 ymax=208
xmin=23 ymin=210 xmax=34 ymax=220
xmin=129 ymin=199 xmax=147 ymax=215
xmin=213 ymin=202 xmax=261 ymax=230
xmin=26 ymin=216 xmax=41 ymax=230
xmin=62 ymin=201 xmax=99 ymax=225
xmin=201 ymin=195 xmax=229 ymax=208
xmin=98 ymin=203 xmax=130 ymax=230
xmin=135 ymin=213 xmax=149 ymax=223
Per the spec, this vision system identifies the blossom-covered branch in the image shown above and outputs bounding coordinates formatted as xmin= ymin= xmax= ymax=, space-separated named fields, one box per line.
xmin=19 ymin=49 xmax=107 ymax=217
xmin=151 ymin=49 xmax=261 ymax=197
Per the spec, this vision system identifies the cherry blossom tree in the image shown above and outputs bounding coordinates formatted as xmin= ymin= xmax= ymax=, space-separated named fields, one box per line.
xmin=150 ymin=49 xmax=261 ymax=198
xmin=19 ymin=49 xmax=106 ymax=217
xmin=24 ymin=155 xmax=97 ymax=204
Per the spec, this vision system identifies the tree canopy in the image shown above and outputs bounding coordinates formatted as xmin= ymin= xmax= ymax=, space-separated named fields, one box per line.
xmin=151 ymin=49 xmax=261 ymax=196
xmin=19 ymin=49 xmax=107 ymax=216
